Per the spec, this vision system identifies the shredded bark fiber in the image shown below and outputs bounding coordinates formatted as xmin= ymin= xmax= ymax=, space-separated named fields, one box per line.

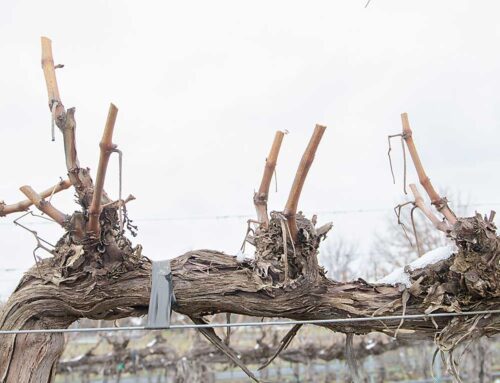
xmin=1 ymin=209 xmax=499 ymax=382
xmin=2 ymin=36 xmax=497 ymax=383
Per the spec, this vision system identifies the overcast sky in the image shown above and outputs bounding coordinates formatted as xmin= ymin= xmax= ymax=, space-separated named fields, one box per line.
xmin=1 ymin=1 xmax=500 ymax=297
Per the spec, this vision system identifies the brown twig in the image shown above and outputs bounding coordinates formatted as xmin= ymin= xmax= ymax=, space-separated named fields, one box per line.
xmin=41 ymin=37 xmax=105 ymax=207
xmin=254 ymin=131 xmax=285 ymax=227
xmin=283 ymin=124 xmax=326 ymax=241
xmin=410 ymin=206 xmax=423 ymax=257
xmin=42 ymin=37 xmax=65 ymax=144
xmin=400 ymin=113 xmax=457 ymax=224
xmin=41 ymin=37 xmax=77 ymax=170
xmin=87 ymin=104 xmax=119 ymax=236
xmin=41 ymin=37 xmax=63 ymax=114
xmin=409 ymin=184 xmax=449 ymax=233
xmin=0 ymin=179 xmax=71 ymax=217
xmin=19 ymin=186 xmax=69 ymax=226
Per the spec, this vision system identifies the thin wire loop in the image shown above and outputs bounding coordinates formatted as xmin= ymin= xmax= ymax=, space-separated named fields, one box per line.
xmin=394 ymin=201 xmax=414 ymax=248
xmin=387 ymin=133 xmax=407 ymax=195
xmin=13 ymin=211 xmax=56 ymax=277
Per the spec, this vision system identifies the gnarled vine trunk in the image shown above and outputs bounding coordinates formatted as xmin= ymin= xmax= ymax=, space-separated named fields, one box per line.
xmin=0 ymin=37 xmax=499 ymax=383
xmin=0 ymin=213 xmax=499 ymax=382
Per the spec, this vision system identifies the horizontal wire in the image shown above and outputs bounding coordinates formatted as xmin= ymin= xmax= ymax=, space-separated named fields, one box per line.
xmin=1 ymin=309 xmax=498 ymax=336
xmin=1 ymin=202 xmax=499 ymax=227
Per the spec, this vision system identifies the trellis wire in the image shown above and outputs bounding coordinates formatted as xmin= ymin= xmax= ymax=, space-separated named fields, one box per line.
xmin=2 ymin=201 xmax=500 ymax=227
xmin=0 ymin=309 xmax=498 ymax=335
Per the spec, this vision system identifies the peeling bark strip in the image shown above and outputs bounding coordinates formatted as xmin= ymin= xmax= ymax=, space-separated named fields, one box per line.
xmin=0 ymin=217 xmax=498 ymax=382
xmin=0 ymin=38 xmax=499 ymax=383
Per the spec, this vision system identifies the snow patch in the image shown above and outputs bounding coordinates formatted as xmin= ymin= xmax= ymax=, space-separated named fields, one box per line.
xmin=376 ymin=268 xmax=411 ymax=287
xmin=235 ymin=250 xmax=254 ymax=263
xmin=376 ymin=245 xmax=456 ymax=287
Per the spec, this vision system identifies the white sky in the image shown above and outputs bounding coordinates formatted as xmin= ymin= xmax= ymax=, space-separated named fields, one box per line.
xmin=1 ymin=1 xmax=500 ymax=297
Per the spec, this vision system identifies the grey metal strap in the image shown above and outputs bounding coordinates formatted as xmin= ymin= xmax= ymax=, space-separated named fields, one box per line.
xmin=146 ymin=260 xmax=176 ymax=328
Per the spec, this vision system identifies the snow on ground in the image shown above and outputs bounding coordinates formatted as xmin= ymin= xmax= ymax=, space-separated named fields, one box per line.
xmin=376 ymin=245 xmax=456 ymax=287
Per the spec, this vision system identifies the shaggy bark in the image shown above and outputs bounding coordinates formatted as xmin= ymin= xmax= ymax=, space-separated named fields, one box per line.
xmin=0 ymin=37 xmax=499 ymax=383
xmin=0 ymin=212 xmax=499 ymax=382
